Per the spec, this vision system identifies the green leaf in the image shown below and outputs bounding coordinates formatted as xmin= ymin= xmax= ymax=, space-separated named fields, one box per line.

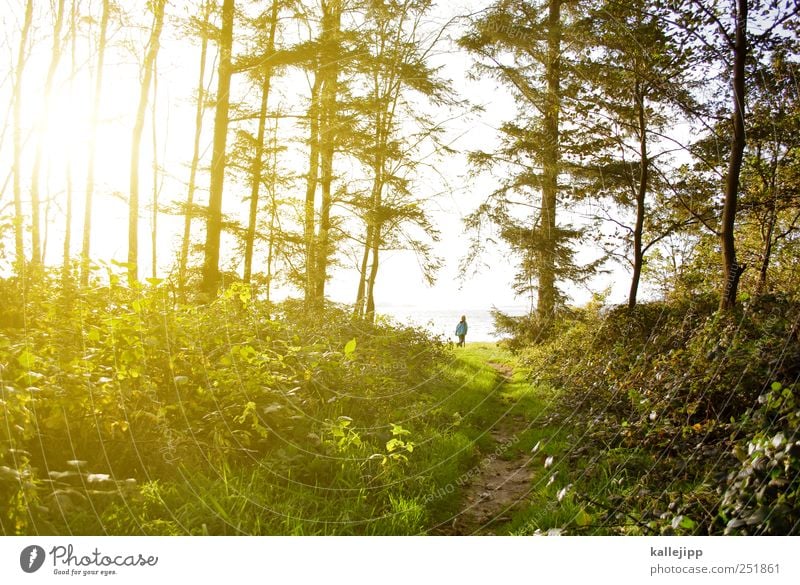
xmin=17 ymin=350 xmax=36 ymax=370
xmin=575 ymin=508 xmax=592 ymax=527
xmin=679 ymin=516 xmax=696 ymax=530
xmin=771 ymin=381 xmax=782 ymax=392
xmin=386 ymin=438 xmax=404 ymax=452
xmin=344 ymin=338 xmax=357 ymax=357
xmin=390 ymin=423 xmax=410 ymax=436
xmin=87 ymin=328 xmax=101 ymax=342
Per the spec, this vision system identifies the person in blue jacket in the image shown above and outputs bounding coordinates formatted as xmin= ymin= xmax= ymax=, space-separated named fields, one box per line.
xmin=455 ymin=315 xmax=468 ymax=347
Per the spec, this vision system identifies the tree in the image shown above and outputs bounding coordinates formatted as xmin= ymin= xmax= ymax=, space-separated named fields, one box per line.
xmin=670 ymin=0 xmax=799 ymax=310
xmin=30 ymin=0 xmax=67 ymax=267
xmin=299 ymin=0 xmax=346 ymax=310
xmin=461 ymin=0 xmax=585 ymax=324
xmin=62 ymin=0 xmax=79 ymax=283
xmin=12 ymin=0 xmax=34 ymax=272
xmin=81 ymin=0 xmax=111 ymax=286
xmin=352 ymin=0 xmax=450 ymax=320
xmin=719 ymin=0 xmax=748 ymax=311
xmin=243 ymin=0 xmax=281 ymax=285
xmin=150 ymin=49 xmax=162 ymax=281
xmin=312 ymin=0 xmax=344 ymax=306
xmin=201 ymin=0 xmax=235 ymax=296
xmin=738 ymin=48 xmax=800 ymax=293
xmin=572 ymin=1 xmax=695 ymax=308
xmin=178 ymin=0 xmax=214 ymax=298
xmin=128 ymin=0 xmax=166 ymax=284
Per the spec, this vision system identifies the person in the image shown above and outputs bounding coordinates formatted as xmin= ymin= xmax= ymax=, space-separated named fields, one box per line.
xmin=455 ymin=315 xmax=468 ymax=347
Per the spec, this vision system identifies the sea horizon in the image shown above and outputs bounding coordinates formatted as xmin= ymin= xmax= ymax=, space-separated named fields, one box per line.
xmin=377 ymin=303 xmax=532 ymax=342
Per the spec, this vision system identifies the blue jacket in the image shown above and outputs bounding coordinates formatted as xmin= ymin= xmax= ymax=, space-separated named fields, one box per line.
xmin=455 ymin=321 xmax=467 ymax=336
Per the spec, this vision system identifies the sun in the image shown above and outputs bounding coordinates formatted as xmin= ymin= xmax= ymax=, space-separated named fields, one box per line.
xmin=13 ymin=42 xmax=167 ymax=266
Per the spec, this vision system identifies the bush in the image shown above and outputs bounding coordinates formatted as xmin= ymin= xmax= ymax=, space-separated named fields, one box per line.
xmin=0 ymin=271 xmax=449 ymax=534
xmin=515 ymin=294 xmax=800 ymax=534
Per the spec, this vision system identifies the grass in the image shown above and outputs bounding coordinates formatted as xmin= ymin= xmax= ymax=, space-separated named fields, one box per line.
xmin=433 ymin=343 xmax=578 ymax=535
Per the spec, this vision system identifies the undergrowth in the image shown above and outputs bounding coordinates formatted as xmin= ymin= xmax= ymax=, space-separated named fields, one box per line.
xmin=513 ymin=293 xmax=800 ymax=535
xmin=0 ymin=270 xmax=489 ymax=535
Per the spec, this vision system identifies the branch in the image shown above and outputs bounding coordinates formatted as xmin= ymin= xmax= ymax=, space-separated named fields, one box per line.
xmin=688 ymin=0 xmax=735 ymax=49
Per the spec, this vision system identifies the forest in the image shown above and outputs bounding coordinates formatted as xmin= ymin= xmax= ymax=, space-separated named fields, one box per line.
xmin=0 ymin=0 xmax=798 ymax=536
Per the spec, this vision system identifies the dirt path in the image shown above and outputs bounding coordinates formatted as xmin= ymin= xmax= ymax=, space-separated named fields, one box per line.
xmin=442 ymin=362 xmax=536 ymax=535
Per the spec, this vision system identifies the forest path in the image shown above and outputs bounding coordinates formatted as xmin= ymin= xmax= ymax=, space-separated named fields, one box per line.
xmin=437 ymin=351 xmax=543 ymax=535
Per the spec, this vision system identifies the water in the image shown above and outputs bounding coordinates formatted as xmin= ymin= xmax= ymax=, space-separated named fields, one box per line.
xmin=378 ymin=305 xmax=531 ymax=342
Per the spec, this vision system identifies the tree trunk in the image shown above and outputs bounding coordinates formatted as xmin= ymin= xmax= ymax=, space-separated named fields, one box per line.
xmin=537 ymin=0 xmax=561 ymax=320
xmin=30 ymin=0 xmax=66 ymax=267
xmin=128 ymin=0 xmax=165 ymax=285
xmin=264 ymin=116 xmax=280 ymax=315
xmin=719 ymin=0 xmax=748 ymax=311
xmin=12 ymin=0 xmax=34 ymax=273
xmin=243 ymin=77 xmax=271 ymax=284
xmin=365 ymin=223 xmax=381 ymax=322
xmin=179 ymin=0 xmax=212 ymax=299
xmin=264 ymin=116 xmax=280 ymax=313
xmin=62 ymin=0 xmax=78 ymax=284
xmin=629 ymin=76 xmax=648 ymax=309
xmin=353 ymin=6 xmax=407 ymax=320
xmin=756 ymin=163 xmax=778 ymax=295
xmin=303 ymin=74 xmax=323 ymax=306
xmin=361 ymin=120 xmax=386 ymax=322
xmin=81 ymin=0 xmax=110 ymax=287
xmin=151 ymin=57 xmax=160 ymax=281
xmin=314 ymin=1 xmax=343 ymax=307
xmin=243 ymin=0 xmax=279 ymax=284
xmin=201 ymin=0 xmax=235 ymax=296
xmin=354 ymin=223 xmax=373 ymax=318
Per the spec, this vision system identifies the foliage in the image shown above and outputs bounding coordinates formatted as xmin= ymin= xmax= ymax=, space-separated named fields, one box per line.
xmin=0 ymin=268 xmax=488 ymax=535
xmin=516 ymin=294 xmax=800 ymax=534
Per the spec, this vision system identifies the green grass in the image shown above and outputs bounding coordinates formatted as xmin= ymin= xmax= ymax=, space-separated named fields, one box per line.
xmin=431 ymin=343 xmax=579 ymax=534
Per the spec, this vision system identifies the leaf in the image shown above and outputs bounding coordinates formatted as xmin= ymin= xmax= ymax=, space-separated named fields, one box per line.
xmin=771 ymin=381 xmax=782 ymax=392
xmin=575 ymin=508 xmax=592 ymax=527
xmin=386 ymin=438 xmax=404 ymax=452
xmin=344 ymin=338 xmax=357 ymax=358
xmin=390 ymin=423 xmax=410 ymax=436
xmin=17 ymin=350 xmax=36 ymax=370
